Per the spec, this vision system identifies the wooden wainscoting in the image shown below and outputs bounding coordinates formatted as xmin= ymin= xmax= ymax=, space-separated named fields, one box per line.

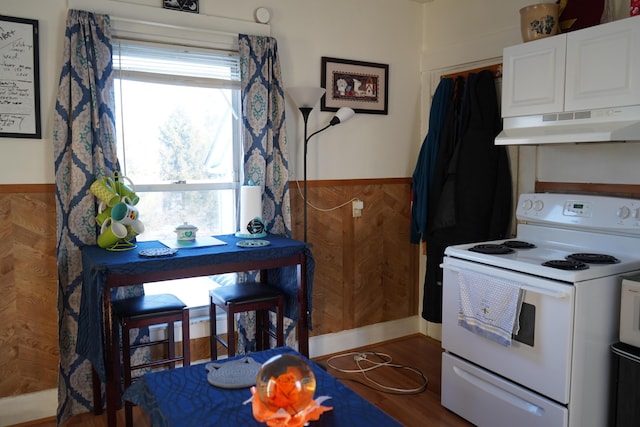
xmin=289 ymin=178 xmax=419 ymax=336
xmin=535 ymin=181 xmax=640 ymax=199
xmin=0 ymin=190 xmax=58 ymax=398
xmin=0 ymin=178 xmax=419 ymax=400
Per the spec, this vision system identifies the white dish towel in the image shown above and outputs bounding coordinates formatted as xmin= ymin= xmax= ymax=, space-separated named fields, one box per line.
xmin=457 ymin=270 xmax=525 ymax=347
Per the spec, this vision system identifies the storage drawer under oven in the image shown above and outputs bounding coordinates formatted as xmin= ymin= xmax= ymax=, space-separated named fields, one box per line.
xmin=442 ymin=256 xmax=575 ymax=404
xmin=442 ymin=352 xmax=568 ymax=427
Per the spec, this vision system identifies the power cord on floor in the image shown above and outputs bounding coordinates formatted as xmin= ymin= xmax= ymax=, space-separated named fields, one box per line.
xmin=325 ymin=351 xmax=428 ymax=394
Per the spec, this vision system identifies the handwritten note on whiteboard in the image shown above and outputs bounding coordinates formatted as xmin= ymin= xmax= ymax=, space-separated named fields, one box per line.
xmin=0 ymin=15 xmax=41 ymax=138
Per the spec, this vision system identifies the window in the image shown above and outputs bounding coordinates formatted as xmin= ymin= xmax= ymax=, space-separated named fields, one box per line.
xmin=113 ymin=39 xmax=242 ymax=309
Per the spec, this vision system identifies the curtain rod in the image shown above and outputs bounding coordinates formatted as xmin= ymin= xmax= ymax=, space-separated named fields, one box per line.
xmin=66 ymin=0 xmax=270 ymax=38
xmin=441 ymin=63 xmax=502 ymax=81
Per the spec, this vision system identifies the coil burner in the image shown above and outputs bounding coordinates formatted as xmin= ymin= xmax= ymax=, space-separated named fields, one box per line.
xmin=542 ymin=259 xmax=589 ymax=270
xmin=469 ymin=244 xmax=515 ymax=255
xmin=566 ymin=253 xmax=620 ymax=264
xmin=503 ymin=240 xmax=536 ymax=249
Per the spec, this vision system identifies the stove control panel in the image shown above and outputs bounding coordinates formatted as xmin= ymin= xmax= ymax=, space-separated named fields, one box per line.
xmin=517 ymin=193 xmax=640 ymax=234
xmin=563 ymin=201 xmax=592 ymax=217
xmin=617 ymin=206 xmax=631 ymax=219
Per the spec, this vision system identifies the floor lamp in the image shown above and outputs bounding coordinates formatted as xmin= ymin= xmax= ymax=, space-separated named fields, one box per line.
xmin=287 ymin=87 xmax=355 ymax=243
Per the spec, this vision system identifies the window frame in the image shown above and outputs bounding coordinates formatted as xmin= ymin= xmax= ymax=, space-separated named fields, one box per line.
xmin=111 ymin=38 xmax=244 ymax=311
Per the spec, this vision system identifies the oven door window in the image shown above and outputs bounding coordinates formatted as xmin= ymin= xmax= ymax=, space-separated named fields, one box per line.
xmin=513 ymin=302 xmax=535 ymax=347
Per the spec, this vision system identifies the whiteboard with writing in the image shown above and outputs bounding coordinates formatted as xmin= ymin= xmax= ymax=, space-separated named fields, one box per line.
xmin=0 ymin=15 xmax=40 ymax=138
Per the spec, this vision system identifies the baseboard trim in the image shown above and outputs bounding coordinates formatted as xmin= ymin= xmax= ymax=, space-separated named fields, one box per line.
xmin=0 ymin=317 xmax=422 ymax=425
xmin=0 ymin=389 xmax=57 ymax=427
xmin=309 ymin=316 xmax=422 ymax=358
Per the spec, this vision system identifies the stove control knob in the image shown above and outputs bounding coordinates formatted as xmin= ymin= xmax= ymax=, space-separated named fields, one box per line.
xmin=522 ymin=199 xmax=533 ymax=210
xmin=617 ymin=206 xmax=631 ymax=219
xmin=634 ymin=208 xmax=640 ymax=219
xmin=533 ymin=200 xmax=544 ymax=211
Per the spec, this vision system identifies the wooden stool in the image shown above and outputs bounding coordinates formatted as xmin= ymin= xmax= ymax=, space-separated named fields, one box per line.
xmin=103 ymin=294 xmax=190 ymax=427
xmin=209 ymin=282 xmax=284 ymax=359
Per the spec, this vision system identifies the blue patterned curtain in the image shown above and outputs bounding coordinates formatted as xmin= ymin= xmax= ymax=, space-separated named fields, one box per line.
xmin=53 ymin=10 xmax=144 ymax=424
xmin=239 ymin=34 xmax=291 ymax=235
xmin=237 ymin=34 xmax=300 ymax=351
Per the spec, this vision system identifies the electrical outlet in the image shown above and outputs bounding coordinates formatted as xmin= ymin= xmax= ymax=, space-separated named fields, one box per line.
xmin=352 ymin=199 xmax=364 ymax=217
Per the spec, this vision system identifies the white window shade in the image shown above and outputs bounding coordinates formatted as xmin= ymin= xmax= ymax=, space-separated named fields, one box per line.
xmin=113 ymin=40 xmax=240 ymax=83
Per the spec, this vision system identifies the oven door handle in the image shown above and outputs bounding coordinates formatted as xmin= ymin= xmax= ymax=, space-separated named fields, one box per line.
xmin=518 ymin=284 xmax=569 ymax=299
xmin=445 ymin=266 xmax=570 ymax=299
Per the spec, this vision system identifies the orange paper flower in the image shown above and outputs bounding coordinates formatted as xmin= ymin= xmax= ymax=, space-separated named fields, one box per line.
xmin=249 ymin=386 xmax=333 ymax=427
xmin=266 ymin=371 xmax=299 ymax=410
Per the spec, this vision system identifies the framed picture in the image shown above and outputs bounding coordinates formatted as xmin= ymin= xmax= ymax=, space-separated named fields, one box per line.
xmin=321 ymin=57 xmax=389 ymax=115
xmin=0 ymin=15 xmax=41 ymax=138
xmin=163 ymin=0 xmax=199 ymax=14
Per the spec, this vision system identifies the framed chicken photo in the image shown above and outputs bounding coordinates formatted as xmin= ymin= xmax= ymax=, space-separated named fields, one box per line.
xmin=321 ymin=57 xmax=389 ymax=115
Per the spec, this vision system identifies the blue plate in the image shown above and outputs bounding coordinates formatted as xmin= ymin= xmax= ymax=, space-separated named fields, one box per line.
xmin=236 ymin=239 xmax=270 ymax=248
xmin=138 ymin=247 xmax=178 ymax=257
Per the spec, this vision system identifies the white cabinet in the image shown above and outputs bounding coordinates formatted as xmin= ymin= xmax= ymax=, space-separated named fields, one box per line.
xmin=565 ymin=17 xmax=640 ymax=111
xmin=502 ymin=35 xmax=566 ymax=117
xmin=502 ymin=15 xmax=640 ymax=118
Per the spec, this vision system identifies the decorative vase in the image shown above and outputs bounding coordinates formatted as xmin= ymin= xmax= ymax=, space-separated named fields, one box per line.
xmin=520 ymin=3 xmax=560 ymax=42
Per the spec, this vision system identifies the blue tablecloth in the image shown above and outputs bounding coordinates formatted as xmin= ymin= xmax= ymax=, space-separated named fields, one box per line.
xmin=123 ymin=347 xmax=402 ymax=427
xmin=77 ymin=234 xmax=314 ymax=382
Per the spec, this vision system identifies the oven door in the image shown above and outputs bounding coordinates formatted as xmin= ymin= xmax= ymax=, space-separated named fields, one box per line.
xmin=442 ymin=256 xmax=575 ymax=404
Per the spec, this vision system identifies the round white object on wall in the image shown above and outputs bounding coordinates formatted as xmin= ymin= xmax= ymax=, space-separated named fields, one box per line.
xmin=255 ymin=7 xmax=271 ymax=24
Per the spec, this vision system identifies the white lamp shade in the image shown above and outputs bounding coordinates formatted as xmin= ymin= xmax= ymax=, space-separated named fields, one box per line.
xmin=334 ymin=107 xmax=355 ymax=124
xmin=287 ymin=87 xmax=326 ymax=108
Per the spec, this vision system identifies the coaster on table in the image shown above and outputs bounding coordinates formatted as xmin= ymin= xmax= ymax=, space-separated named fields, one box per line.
xmin=138 ymin=247 xmax=178 ymax=258
xmin=205 ymin=357 xmax=262 ymax=389
xmin=236 ymin=239 xmax=270 ymax=248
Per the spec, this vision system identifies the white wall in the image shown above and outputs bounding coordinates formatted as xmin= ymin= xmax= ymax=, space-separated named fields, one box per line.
xmin=0 ymin=1 xmax=67 ymax=185
xmin=0 ymin=0 xmax=423 ymax=185
xmin=268 ymin=0 xmax=424 ymax=181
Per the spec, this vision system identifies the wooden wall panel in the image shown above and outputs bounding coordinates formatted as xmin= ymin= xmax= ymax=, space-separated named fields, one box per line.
xmin=535 ymin=181 xmax=640 ymax=199
xmin=0 ymin=180 xmax=418 ymax=399
xmin=0 ymin=195 xmax=19 ymax=396
xmin=354 ymin=184 xmax=386 ymax=326
xmin=291 ymin=179 xmax=419 ymax=336
xmin=0 ymin=193 xmax=58 ymax=398
xmin=380 ymin=185 xmax=419 ymax=316
xmin=14 ymin=194 xmax=58 ymax=391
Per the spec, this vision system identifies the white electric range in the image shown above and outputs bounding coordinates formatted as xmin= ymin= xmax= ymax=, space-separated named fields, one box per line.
xmin=441 ymin=192 xmax=640 ymax=427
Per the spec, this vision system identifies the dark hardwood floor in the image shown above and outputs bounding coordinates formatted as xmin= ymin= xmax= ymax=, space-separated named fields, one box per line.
xmin=18 ymin=334 xmax=472 ymax=427
xmin=314 ymin=334 xmax=473 ymax=427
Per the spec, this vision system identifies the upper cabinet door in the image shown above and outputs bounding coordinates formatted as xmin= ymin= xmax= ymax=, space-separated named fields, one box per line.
xmin=565 ymin=16 xmax=640 ymax=112
xmin=502 ymin=35 xmax=566 ymax=118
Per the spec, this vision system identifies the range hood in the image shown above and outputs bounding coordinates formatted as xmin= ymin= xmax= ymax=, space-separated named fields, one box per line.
xmin=495 ymin=105 xmax=640 ymax=145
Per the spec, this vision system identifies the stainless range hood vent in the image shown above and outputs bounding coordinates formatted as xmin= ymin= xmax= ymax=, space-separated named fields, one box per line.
xmin=495 ymin=105 xmax=640 ymax=145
